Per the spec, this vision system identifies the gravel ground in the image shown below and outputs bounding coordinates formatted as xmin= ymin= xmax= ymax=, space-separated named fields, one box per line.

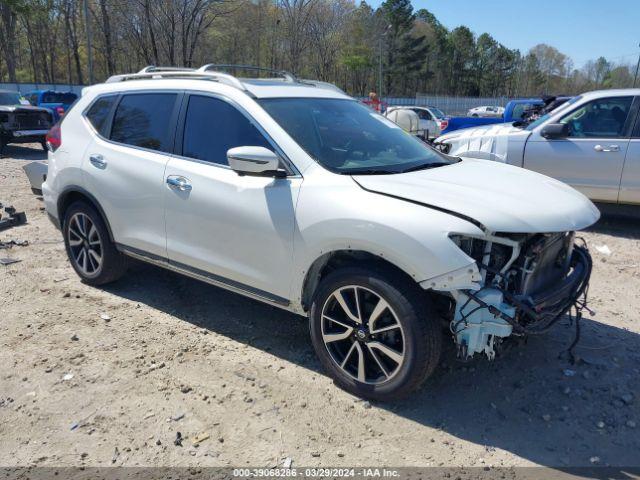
xmin=1 ymin=144 xmax=639 ymax=469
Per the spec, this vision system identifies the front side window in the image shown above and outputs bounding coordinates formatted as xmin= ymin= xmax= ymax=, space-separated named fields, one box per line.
xmin=559 ymin=96 xmax=633 ymax=138
xmin=182 ymin=95 xmax=271 ymax=165
xmin=110 ymin=93 xmax=177 ymax=152
xmin=429 ymin=107 xmax=446 ymax=119
xmin=260 ymin=98 xmax=454 ymax=174
xmin=86 ymin=95 xmax=118 ymax=136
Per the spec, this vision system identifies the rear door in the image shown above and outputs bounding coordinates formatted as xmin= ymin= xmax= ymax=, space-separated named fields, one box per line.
xmin=523 ymin=96 xmax=636 ymax=202
xmin=82 ymin=91 xmax=181 ymax=257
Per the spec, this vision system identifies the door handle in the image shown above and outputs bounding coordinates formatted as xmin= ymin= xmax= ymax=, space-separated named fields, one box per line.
xmin=89 ymin=154 xmax=107 ymax=168
xmin=594 ymin=144 xmax=620 ymax=152
xmin=166 ymin=175 xmax=192 ymax=192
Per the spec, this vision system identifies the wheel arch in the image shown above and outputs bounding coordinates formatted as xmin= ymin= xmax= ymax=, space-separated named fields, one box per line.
xmin=300 ymin=249 xmax=421 ymax=312
xmin=57 ymin=186 xmax=115 ymax=242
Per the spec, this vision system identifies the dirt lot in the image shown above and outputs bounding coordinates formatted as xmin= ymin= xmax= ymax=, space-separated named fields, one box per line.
xmin=1 ymin=144 xmax=639 ymax=470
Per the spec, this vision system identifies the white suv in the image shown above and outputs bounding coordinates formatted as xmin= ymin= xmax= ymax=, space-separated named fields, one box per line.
xmin=43 ymin=65 xmax=599 ymax=400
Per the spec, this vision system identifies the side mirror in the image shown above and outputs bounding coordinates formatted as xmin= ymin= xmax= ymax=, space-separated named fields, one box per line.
xmin=541 ymin=123 xmax=568 ymax=139
xmin=227 ymin=146 xmax=284 ymax=177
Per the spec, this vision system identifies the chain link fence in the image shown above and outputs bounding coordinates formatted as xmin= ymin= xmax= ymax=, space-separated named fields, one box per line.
xmin=2 ymin=82 xmax=511 ymax=117
xmin=358 ymin=94 xmax=512 ymax=115
xmin=0 ymin=82 xmax=84 ymax=95
xmin=413 ymin=94 xmax=510 ymax=115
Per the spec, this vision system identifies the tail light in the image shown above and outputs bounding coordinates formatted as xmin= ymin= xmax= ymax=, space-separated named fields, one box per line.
xmin=46 ymin=123 xmax=62 ymax=152
xmin=439 ymin=119 xmax=448 ymax=131
xmin=56 ymin=106 xmax=65 ymax=116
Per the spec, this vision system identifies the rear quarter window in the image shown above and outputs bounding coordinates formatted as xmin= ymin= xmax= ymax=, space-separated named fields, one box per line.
xmin=85 ymin=95 xmax=118 ymax=136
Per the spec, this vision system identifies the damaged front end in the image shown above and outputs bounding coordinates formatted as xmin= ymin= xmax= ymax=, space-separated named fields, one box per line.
xmin=433 ymin=232 xmax=592 ymax=360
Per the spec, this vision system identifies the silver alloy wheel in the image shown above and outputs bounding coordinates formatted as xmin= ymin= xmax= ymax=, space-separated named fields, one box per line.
xmin=321 ymin=285 xmax=405 ymax=385
xmin=67 ymin=212 xmax=103 ymax=276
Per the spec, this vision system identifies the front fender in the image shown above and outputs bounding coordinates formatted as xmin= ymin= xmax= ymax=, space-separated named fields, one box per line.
xmin=289 ymin=178 xmax=484 ymax=306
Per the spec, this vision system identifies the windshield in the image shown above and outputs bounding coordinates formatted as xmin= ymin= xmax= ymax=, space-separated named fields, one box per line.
xmin=42 ymin=92 xmax=77 ymax=104
xmin=429 ymin=106 xmax=446 ymax=119
xmin=0 ymin=92 xmax=22 ymax=105
xmin=525 ymin=96 xmax=581 ymax=131
xmin=259 ymin=98 xmax=455 ymax=174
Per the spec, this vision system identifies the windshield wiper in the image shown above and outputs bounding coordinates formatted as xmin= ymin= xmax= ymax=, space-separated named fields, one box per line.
xmin=347 ymin=169 xmax=399 ymax=175
xmin=399 ymin=162 xmax=453 ymax=173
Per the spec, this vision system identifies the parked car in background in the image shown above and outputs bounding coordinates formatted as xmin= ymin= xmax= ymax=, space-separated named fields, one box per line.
xmin=436 ymin=89 xmax=640 ymax=207
xmin=43 ymin=65 xmax=598 ymax=400
xmin=25 ymin=90 xmax=78 ymax=122
xmin=384 ymin=108 xmax=426 ymax=139
xmin=467 ymin=105 xmax=504 ymax=117
xmin=0 ymin=90 xmax=54 ymax=153
xmin=386 ymin=105 xmax=447 ymax=139
xmin=440 ymin=98 xmax=573 ymax=135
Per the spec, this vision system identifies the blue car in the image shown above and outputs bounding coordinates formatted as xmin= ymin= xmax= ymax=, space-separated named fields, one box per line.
xmin=25 ymin=90 xmax=78 ymax=122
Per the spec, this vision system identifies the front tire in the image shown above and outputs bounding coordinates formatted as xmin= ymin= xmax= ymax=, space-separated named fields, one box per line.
xmin=309 ymin=267 xmax=442 ymax=401
xmin=62 ymin=201 xmax=128 ymax=285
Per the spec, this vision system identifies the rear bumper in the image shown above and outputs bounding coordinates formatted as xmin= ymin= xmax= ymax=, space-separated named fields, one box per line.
xmin=2 ymin=130 xmax=48 ymax=144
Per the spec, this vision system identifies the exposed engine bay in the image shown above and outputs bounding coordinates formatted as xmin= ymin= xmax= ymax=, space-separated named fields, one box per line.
xmin=444 ymin=232 xmax=592 ymax=360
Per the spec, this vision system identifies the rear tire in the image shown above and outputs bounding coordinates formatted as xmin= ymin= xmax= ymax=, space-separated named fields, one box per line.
xmin=62 ymin=201 xmax=128 ymax=285
xmin=309 ymin=266 xmax=442 ymax=401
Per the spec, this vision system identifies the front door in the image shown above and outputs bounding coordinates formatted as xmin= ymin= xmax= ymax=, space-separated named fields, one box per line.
xmin=523 ymin=96 xmax=635 ymax=202
xmin=163 ymin=94 xmax=301 ymax=302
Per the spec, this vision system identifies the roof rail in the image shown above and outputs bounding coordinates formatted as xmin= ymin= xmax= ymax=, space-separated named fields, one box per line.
xmin=198 ymin=64 xmax=297 ymax=83
xmin=137 ymin=65 xmax=196 ymax=74
xmin=104 ymin=68 xmax=247 ymax=91
xmin=103 ymin=64 xmax=347 ymax=96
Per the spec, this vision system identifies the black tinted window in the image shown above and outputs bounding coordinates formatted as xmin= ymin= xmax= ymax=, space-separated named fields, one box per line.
xmin=111 ymin=93 xmax=177 ymax=152
xmin=413 ymin=109 xmax=432 ymax=120
xmin=182 ymin=95 xmax=270 ymax=165
xmin=86 ymin=95 xmax=118 ymax=135
xmin=43 ymin=92 xmax=77 ymax=104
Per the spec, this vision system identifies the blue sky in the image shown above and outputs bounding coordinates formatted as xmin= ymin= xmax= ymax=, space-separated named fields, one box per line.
xmin=367 ymin=0 xmax=640 ymax=68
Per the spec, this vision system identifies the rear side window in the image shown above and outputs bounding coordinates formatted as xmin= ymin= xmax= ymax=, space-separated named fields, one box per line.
xmin=182 ymin=95 xmax=270 ymax=165
xmin=110 ymin=93 xmax=177 ymax=153
xmin=43 ymin=92 xmax=77 ymax=104
xmin=86 ymin=95 xmax=118 ymax=136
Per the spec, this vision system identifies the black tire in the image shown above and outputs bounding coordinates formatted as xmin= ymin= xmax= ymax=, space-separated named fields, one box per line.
xmin=62 ymin=201 xmax=128 ymax=285
xmin=309 ymin=266 xmax=442 ymax=401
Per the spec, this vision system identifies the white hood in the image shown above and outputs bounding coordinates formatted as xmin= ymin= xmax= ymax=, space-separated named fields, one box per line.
xmin=353 ymin=159 xmax=600 ymax=233
xmin=438 ymin=123 xmax=531 ymax=162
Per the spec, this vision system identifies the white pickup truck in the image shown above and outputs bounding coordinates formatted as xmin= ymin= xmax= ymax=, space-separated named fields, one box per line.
xmin=436 ymin=89 xmax=640 ymax=207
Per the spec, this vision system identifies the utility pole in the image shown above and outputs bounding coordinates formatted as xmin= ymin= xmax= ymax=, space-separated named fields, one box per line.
xmin=83 ymin=0 xmax=94 ymax=84
xmin=378 ymin=36 xmax=383 ymax=99
xmin=634 ymin=43 xmax=640 ymax=88
xmin=378 ymin=25 xmax=391 ymax=102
